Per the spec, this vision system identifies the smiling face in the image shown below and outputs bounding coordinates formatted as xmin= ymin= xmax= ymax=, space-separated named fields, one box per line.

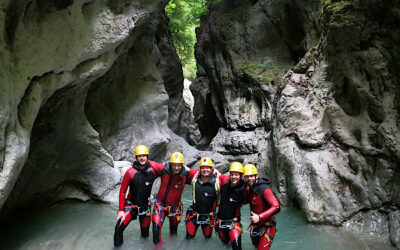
xmin=244 ymin=174 xmax=257 ymax=187
xmin=136 ymin=154 xmax=148 ymax=166
xmin=200 ymin=166 xmax=212 ymax=177
xmin=171 ymin=163 xmax=183 ymax=175
xmin=229 ymin=171 xmax=242 ymax=186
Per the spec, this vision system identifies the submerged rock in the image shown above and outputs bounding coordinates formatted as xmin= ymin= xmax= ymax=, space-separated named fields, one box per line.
xmin=343 ymin=210 xmax=389 ymax=241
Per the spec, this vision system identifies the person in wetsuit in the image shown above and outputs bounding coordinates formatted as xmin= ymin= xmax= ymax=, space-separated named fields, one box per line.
xmin=185 ymin=157 xmax=221 ymax=239
xmin=151 ymin=152 xmax=198 ymax=247
xmin=113 ymin=145 xmax=164 ymax=247
xmin=244 ymin=164 xmax=279 ymax=250
xmin=216 ymin=162 xmax=248 ymax=250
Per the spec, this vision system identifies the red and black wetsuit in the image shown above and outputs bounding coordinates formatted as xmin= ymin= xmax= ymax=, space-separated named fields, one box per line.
xmin=216 ymin=175 xmax=248 ymax=250
xmin=151 ymin=163 xmax=197 ymax=247
xmin=114 ymin=160 xmax=163 ymax=247
xmin=185 ymin=173 xmax=220 ymax=239
xmin=248 ymin=178 xmax=280 ymax=250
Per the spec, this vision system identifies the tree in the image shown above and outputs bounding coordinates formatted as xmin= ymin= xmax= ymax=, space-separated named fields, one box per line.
xmin=165 ymin=0 xmax=208 ymax=80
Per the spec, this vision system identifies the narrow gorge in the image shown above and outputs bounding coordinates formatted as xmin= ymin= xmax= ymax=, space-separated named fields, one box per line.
xmin=0 ymin=0 xmax=399 ymax=248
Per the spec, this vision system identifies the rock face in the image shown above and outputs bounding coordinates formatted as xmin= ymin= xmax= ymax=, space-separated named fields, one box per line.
xmin=0 ymin=0 xmax=194 ymax=215
xmin=85 ymin=40 xmax=170 ymax=163
xmin=273 ymin=1 xmax=400 ymax=245
xmin=0 ymin=0 xmax=398 ymax=247
xmin=145 ymin=10 xmax=199 ymax=146
xmin=166 ymin=128 xmax=230 ymax=172
xmin=192 ymin=0 xmax=320 ymax=160
xmin=192 ymin=0 xmax=400 ymax=246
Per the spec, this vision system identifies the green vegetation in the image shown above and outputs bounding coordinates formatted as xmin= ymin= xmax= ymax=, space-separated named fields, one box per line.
xmin=322 ymin=0 xmax=359 ymax=27
xmin=214 ymin=1 xmax=250 ymax=40
xmin=165 ymin=0 xmax=208 ymax=80
xmin=239 ymin=57 xmax=290 ymax=84
xmin=165 ymin=0 xmax=252 ymax=80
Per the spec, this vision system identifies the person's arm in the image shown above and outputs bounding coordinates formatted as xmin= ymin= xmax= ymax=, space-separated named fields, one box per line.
xmin=258 ymin=189 xmax=280 ymax=222
xmin=219 ymin=174 xmax=230 ymax=185
xmin=187 ymin=169 xmax=200 ymax=184
xmin=117 ymin=169 xmax=133 ymax=219
xmin=148 ymin=160 xmax=165 ymax=177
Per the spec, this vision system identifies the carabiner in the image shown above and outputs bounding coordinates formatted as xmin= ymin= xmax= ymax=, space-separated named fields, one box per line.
xmin=250 ymin=232 xmax=262 ymax=237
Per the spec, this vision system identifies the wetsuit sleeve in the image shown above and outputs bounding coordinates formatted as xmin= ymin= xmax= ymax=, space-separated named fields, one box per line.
xmin=148 ymin=160 xmax=165 ymax=177
xmin=119 ymin=168 xmax=133 ymax=211
xmin=186 ymin=169 xmax=199 ymax=184
xmin=258 ymin=188 xmax=280 ymax=222
xmin=219 ymin=174 xmax=230 ymax=185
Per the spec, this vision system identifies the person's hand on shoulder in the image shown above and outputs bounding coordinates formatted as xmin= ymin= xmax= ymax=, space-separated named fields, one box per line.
xmin=193 ymin=170 xmax=199 ymax=179
xmin=184 ymin=165 xmax=190 ymax=171
xmin=213 ymin=168 xmax=221 ymax=178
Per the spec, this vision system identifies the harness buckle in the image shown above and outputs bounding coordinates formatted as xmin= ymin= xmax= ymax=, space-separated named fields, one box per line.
xmin=196 ymin=212 xmax=213 ymax=225
xmin=137 ymin=205 xmax=151 ymax=216
xmin=217 ymin=217 xmax=239 ymax=230
xmin=154 ymin=199 xmax=184 ymax=223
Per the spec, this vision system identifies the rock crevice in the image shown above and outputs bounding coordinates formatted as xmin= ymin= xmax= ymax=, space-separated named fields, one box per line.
xmin=191 ymin=0 xmax=400 ymax=246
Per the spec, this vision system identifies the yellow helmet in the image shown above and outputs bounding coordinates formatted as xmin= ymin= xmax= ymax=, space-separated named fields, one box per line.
xmin=244 ymin=164 xmax=258 ymax=176
xmin=135 ymin=145 xmax=149 ymax=156
xmin=170 ymin=152 xmax=184 ymax=164
xmin=199 ymin=157 xmax=214 ymax=168
xmin=229 ymin=162 xmax=244 ymax=174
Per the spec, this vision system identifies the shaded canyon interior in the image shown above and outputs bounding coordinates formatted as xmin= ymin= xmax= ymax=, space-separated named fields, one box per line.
xmin=0 ymin=0 xmax=399 ymax=247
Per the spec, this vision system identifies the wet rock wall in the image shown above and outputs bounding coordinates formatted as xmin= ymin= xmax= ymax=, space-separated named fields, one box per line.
xmin=192 ymin=0 xmax=400 ymax=246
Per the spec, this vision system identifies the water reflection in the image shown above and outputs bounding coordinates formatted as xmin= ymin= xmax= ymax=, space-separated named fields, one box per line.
xmin=0 ymin=188 xmax=395 ymax=250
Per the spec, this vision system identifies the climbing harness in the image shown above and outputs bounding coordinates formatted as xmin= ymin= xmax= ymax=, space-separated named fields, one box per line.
xmin=185 ymin=207 xmax=215 ymax=225
xmin=247 ymin=219 xmax=276 ymax=244
xmin=197 ymin=213 xmax=213 ymax=224
xmin=216 ymin=217 xmax=241 ymax=230
xmin=124 ymin=200 xmax=152 ymax=216
xmin=152 ymin=197 xmax=184 ymax=223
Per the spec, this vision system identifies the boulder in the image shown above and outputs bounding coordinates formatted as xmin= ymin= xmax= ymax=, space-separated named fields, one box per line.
xmin=389 ymin=210 xmax=400 ymax=248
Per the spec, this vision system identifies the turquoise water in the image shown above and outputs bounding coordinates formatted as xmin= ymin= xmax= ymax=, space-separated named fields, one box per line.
xmin=0 ymin=187 xmax=395 ymax=250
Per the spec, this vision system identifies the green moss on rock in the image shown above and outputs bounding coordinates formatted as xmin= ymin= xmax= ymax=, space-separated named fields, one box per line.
xmin=238 ymin=57 xmax=290 ymax=84
xmin=214 ymin=1 xmax=250 ymax=40
xmin=324 ymin=1 xmax=359 ymax=25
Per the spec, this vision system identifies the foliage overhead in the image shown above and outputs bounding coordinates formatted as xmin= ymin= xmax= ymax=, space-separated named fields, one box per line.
xmin=165 ymin=0 xmax=208 ymax=80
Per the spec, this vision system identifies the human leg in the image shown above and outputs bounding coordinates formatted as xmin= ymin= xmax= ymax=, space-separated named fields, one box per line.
xmin=169 ymin=216 xmax=179 ymax=235
xmin=185 ymin=207 xmax=199 ymax=239
xmin=257 ymin=226 xmax=276 ymax=250
xmin=228 ymin=222 xmax=242 ymax=250
xmin=201 ymin=224 xmax=213 ymax=238
xmin=114 ymin=207 xmax=137 ymax=247
xmin=139 ymin=214 xmax=151 ymax=238
xmin=216 ymin=228 xmax=229 ymax=244
xmin=152 ymin=204 xmax=167 ymax=246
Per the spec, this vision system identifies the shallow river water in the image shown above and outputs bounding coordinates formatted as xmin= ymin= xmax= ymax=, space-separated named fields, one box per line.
xmin=0 ymin=187 xmax=395 ymax=250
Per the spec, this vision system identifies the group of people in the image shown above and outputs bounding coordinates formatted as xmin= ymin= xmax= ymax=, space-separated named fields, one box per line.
xmin=113 ymin=145 xmax=280 ymax=250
